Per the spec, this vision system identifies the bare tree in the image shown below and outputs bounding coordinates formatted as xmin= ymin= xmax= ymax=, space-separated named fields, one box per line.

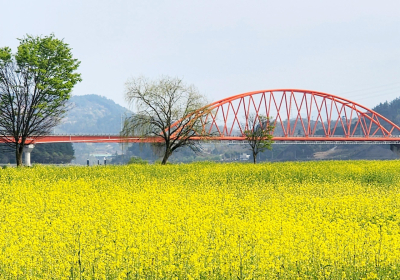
xmin=0 ymin=34 xmax=81 ymax=166
xmin=244 ymin=114 xmax=274 ymax=163
xmin=122 ymin=76 xmax=211 ymax=164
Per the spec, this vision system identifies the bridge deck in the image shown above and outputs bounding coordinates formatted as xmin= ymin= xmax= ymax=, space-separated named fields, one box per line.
xmin=2 ymin=135 xmax=400 ymax=144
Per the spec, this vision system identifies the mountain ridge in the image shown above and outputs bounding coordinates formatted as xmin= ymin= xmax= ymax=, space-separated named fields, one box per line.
xmin=56 ymin=94 xmax=131 ymax=134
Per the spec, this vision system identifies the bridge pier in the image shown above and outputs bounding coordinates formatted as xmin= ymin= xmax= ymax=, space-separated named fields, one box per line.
xmin=23 ymin=144 xmax=35 ymax=166
xmin=390 ymin=144 xmax=400 ymax=157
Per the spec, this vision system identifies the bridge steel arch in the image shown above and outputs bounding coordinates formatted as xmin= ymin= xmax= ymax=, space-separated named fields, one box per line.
xmin=172 ymin=89 xmax=400 ymax=143
xmin=2 ymin=89 xmax=400 ymax=145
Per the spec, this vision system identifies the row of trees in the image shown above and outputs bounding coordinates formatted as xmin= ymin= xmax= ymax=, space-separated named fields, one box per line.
xmin=1 ymin=34 xmax=273 ymax=166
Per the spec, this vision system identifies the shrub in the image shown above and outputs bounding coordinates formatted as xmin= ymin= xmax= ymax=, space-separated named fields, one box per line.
xmin=127 ymin=156 xmax=148 ymax=165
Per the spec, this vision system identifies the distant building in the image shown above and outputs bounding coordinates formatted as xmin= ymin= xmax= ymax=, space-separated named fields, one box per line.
xmin=90 ymin=153 xmax=113 ymax=158
xmin=240 ymin=153 xmax=250 ymax=161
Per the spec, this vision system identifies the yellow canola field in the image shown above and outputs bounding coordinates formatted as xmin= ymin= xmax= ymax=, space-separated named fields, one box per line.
xmin=1 ymin=161 xmax=400 ymax=279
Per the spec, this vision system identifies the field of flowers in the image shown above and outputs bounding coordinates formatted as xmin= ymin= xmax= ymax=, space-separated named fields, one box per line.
xmin=1 ymin=161 xmax=400 ymax=279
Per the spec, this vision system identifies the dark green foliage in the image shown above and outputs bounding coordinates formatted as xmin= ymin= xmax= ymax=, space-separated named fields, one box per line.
xmin=373 ymin=97 xmax=400 ymax=132
xmin=31 ymin=143 xmax=74 ymax=164
xmin=127 ymin=156 xmax=148 ymax=165
xmin=0 ymin=143 xmax=74 ymax=164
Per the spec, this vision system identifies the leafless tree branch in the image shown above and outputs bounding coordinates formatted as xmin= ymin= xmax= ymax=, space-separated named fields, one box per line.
xmin=121 ymin=76 xmax=213 ymax=164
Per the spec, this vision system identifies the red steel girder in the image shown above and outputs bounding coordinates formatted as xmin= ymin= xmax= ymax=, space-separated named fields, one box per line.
xmin=2 ymin=89 xmax=400 ymax=144
xmin=170 ymin=89 xmax=400 ymax=140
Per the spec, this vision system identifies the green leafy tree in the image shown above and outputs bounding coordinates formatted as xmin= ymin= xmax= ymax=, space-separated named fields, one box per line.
xmin=0 ymin=34 xmax=81 ymax=166
xmin=244 ymin=114 xmax=274 ymax=164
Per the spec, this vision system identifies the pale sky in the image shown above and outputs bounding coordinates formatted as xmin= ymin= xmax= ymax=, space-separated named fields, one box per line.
xmin=1 ymin=0 xmax=399 ymax=110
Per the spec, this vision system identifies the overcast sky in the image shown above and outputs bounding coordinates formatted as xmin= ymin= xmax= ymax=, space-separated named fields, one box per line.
xmin=1 ymin=0 xmax=399 ymax=109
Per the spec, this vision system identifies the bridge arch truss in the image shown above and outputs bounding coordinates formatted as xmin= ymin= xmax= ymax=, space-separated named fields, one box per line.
xmin=5 ymin=89 xmax=400 ymax=145
xmin=186 ymin=89 xmax=400 ymax=142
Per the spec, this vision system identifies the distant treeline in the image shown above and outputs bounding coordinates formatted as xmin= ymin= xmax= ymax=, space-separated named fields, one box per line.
xmin=374 ymin=97 xmax=400 ymax=128
xmin=0 ymin=143 xmax=74 ymax=164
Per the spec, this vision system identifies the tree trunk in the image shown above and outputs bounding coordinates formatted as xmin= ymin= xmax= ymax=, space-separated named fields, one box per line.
xmin=16 ymin=144 xmax=24 ymax=167
xmin=161 ymin=148 xmax=172 ymax=165
xmin=253 ymin=151 xmax=257 ymax=164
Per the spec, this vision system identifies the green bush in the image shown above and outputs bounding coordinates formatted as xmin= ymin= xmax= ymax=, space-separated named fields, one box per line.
xmin=127 ymin=156 xmax=148 ymax=165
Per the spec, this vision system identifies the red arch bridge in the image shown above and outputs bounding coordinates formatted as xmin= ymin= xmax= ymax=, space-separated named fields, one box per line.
xmin=3 ymin=89 xmax=400 ymax=160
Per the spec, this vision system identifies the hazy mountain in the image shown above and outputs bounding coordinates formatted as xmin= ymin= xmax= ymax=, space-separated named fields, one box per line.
xmin=51 ymin=95 xmax=132 ymax=165
xmin=56 ymin=94 xmax=131 ymax=134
